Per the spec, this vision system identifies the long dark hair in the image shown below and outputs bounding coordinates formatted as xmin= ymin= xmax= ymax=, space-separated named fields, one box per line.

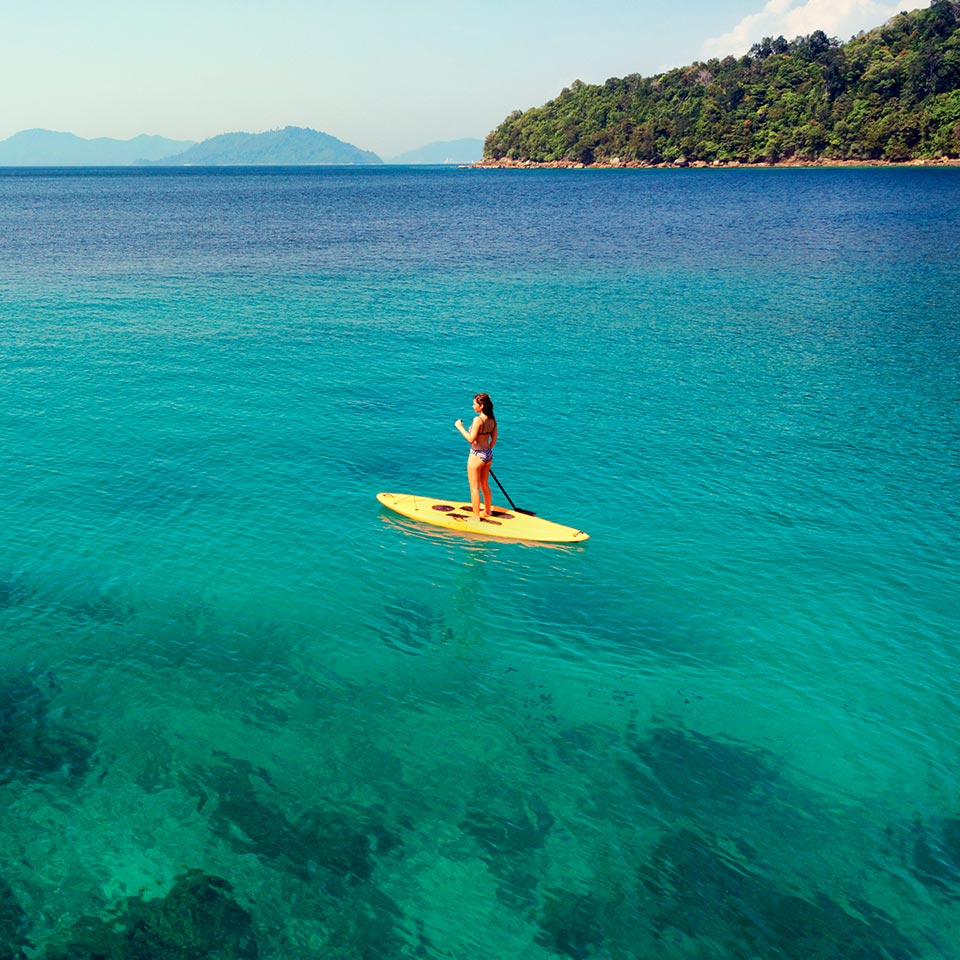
xmin=475 ymin=392 xmax=494 ymax=418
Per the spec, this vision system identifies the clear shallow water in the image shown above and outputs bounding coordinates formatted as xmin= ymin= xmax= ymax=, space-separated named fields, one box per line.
xmin=1 ymin=166 xmax=959 ymax=958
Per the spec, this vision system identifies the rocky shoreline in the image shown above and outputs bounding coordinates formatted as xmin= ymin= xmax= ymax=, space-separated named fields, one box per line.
xmin=472 ymin=155 xmax=960 ymax=170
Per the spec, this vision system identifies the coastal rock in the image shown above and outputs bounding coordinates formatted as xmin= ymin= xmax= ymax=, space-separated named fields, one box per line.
xmin=472 ymin=155 xmax=960 ymax=170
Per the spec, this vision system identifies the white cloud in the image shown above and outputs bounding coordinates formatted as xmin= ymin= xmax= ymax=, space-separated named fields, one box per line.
xmin=702 ymin=0 xmax=916 ymax=59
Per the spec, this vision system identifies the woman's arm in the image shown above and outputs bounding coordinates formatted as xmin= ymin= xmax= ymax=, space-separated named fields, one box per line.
xmin=455 ymin=416 xmax=482 ymax=443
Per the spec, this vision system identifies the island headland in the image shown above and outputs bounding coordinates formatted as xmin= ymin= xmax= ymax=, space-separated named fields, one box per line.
xmin=478 ymin=1 xmax=960 ymax=169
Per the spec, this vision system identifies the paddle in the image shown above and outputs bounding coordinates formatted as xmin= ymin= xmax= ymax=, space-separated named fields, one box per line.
xmin=490 ymin=469 xmax=536 ymax=516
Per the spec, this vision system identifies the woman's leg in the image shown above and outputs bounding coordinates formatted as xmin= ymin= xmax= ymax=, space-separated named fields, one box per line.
xmin=479 ymin=462 xmax=493 ymax=516
xmin=467 ymin=455 xmax=483 ymax=519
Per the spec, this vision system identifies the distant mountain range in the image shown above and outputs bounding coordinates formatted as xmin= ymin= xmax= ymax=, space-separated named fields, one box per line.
xmin=0 ymin=126 xmax=482 ymax=166
xmin=0 ymin=129 xmax=196 ymax=165
xmin=387 ymin=138 xmax=484 ymax=164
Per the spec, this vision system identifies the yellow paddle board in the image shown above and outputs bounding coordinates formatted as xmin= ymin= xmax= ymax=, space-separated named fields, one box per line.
xmin=377 ymin=492 xmax=589 ymax=543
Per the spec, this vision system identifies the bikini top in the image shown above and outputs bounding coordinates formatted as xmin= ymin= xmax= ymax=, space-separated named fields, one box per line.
xmin=474 ymin=417 xmax=496 ymax=445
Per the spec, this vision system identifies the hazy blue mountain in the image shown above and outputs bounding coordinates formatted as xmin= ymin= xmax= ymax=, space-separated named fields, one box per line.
xmin=0 ymin=129 xmax=196 ymax=165
xmin=153 ymin=126 xmax=382 ymax=165
xmin=387 ymin=138 xmax=484 ymax=164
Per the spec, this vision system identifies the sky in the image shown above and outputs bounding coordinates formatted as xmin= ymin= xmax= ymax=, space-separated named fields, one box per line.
xmin=0 ymin=0 xmax=917 ymax=158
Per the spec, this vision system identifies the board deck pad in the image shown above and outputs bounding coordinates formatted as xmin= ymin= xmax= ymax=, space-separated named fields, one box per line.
xmin=377 ymin=492 xmax=589 ymax=543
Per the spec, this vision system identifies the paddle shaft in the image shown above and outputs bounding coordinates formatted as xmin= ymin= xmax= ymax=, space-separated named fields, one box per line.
xmin=490 ymin=469 xmax=535 ymax=516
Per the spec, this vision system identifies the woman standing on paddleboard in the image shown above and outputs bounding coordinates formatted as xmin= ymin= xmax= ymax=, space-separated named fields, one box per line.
xmin=455 ymin=393 xmax=497 ymax=521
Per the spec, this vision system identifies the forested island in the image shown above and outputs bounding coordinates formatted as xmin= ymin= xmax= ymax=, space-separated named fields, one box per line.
xmin=482 ymin=0 xmax=960 ymax=167
xmin=150 ymin=126 xmax=381 ymax=166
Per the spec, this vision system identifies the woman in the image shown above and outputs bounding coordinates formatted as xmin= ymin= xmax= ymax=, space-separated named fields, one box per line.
xmin=455 ymin=392 xmax=498 ymax=521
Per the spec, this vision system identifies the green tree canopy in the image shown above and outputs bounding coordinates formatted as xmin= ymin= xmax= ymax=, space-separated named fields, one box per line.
xmin=484 ymin=1 xmax=960 ymax=164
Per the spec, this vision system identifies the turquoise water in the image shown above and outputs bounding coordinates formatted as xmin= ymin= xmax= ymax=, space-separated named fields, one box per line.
xmin=1 ymin=166 xmax=959 ymax=958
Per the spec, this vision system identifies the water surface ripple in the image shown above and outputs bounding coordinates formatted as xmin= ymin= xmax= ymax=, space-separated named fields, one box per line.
xmin=1 ymin=166 xmax=958 ymax=959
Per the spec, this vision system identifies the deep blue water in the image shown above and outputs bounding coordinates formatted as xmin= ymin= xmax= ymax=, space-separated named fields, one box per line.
xmin=1 ymin=165 xmax=959 ymax=958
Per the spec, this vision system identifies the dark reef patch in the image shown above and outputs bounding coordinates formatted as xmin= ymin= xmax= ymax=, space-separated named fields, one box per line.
xmin=0 ymin=877 xmax=30 ymax=960
xmin=156 ymin=614 xmax=291 ymax=679
xmin=294 ymin=808 xmax=403 ymax=887
xmin=172 ymin=753 xmax=418 ymax=955
xmin=133 ymin=734 xmax=176 ymax=795
xmin=0 ymin=576 xmax=33 ymax=612
xmin=625 ymin=724 xmax=783 ymax=818
xmin=142 ymin=613 xmax=330 ymax=728
xmin=908 ymin=815 xmax=960 ymax=897
xmin=41 ymin=870 xmax=257 ymax=960
xmin=181 ymin=754 xmax=404 ymax=887
xmin=535 ymin=888 xmax=605 ymax=960
xmin=306 ymin=882 xmax=412 ymax=960
xmin=534 ymin=877 xmax=655 ymax=960
xmin=0 ymin=672 xmax=95 ymax=786
xmin=460 ymin=792 xmax=555 ymax=858
xmin=376 ymin=597 xmax=446 ymax=655
xmin=67 ymin=592 xmax=135 ymax=626
xmin=640 ymin=828 xmax=920 ymax=959
xmin=460 ymin=789 xmax=555 ymax=913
